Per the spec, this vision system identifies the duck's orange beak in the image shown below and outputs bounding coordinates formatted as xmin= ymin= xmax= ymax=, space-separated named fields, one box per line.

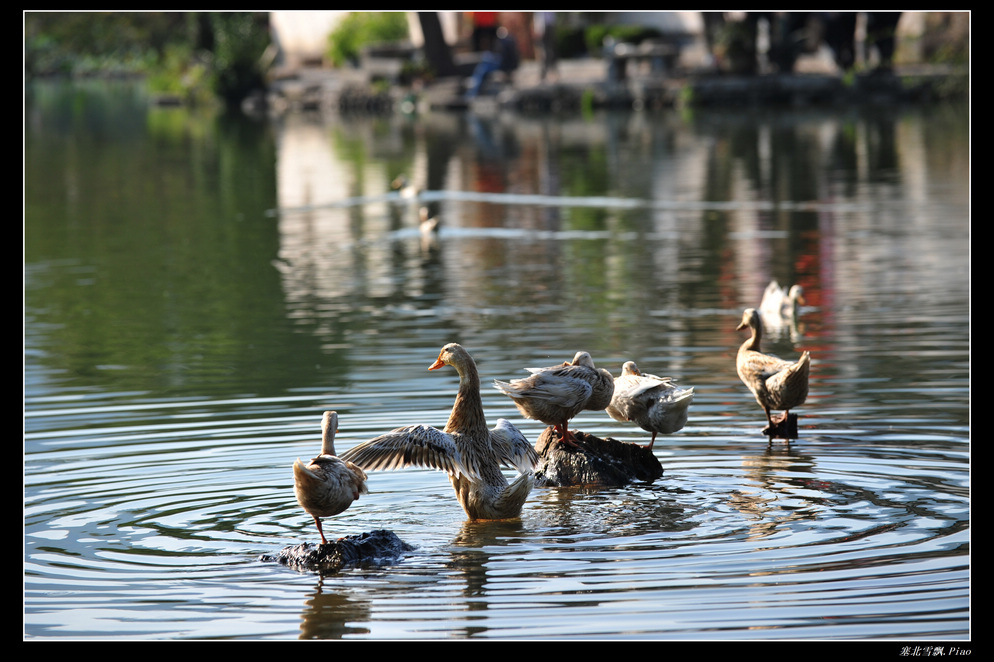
xmin=429 ymin=356 xmax=445 ymax=371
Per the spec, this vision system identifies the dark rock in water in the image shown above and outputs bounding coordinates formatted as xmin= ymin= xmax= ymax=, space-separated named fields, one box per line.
xmin=763 ymin=413 xmax=799 ymax=440
xmin=533 ymin=427 xmax=663 ymax=487
xmin=260 ymin=529 xmax=414 ymax=573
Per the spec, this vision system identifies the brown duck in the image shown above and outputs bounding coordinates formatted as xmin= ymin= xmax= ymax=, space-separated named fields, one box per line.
xmin=494 ymin=351 xmax=615 ymax=446
xmin=340 ymin=344 xmax=538 ymax=520
xmin=293 ymin=411 xmax=368 ymax=545
xmin=735 ymin=308 xmax=810 ymax=430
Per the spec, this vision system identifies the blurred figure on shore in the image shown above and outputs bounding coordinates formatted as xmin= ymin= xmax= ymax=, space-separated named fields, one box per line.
xmin=865 ymin=12 xmax=902 ymax=71
xmin=470 ymin=11 xmax=499 ymax=52
xmin=534 ymin=12 xmax=558 ymax=82
xmin=822 ymin=12 xmax=902 ymax=72
xmin=466 ymin=26 xmax=519 ymax=98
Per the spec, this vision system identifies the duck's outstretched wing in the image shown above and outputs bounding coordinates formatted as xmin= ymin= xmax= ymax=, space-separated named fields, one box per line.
xmin=489 ymin=419 xmax=539 ymax=473
xmin=339 ymin=424 xmax=476 ymax=479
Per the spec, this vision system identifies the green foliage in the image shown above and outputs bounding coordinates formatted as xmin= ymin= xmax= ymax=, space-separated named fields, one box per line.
xmin=25 ymin=12 xmax=270 ymax=108
xmin=24 ymin=12 xmax=188 ymax=76
xmin=209 ymin=13 xmax=270 ymax=107
xmin=145 ymin=43 xmax=215 ymax=105
xmin=555 ymin=26 xmax=589 ymax=59
xmin=327 ymin=12 xmax=410 ymax=67
xmin=584 ymin=24 xmax=663 ymax=54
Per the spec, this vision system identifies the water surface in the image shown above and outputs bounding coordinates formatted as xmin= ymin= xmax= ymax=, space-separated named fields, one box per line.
xmin=24 ymin=79 xmax=970 ymax=640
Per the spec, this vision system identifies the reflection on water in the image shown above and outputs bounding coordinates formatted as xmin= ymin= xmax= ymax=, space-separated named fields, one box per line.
xmin=25 ymin=80 xmax=968 ymax=640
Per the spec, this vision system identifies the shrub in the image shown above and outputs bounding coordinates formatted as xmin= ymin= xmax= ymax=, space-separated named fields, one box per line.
xmin=327 ymin=12 xmax=410 ymax=67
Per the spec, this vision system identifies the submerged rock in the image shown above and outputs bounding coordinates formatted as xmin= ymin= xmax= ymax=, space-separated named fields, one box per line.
xmin=763 ymin=412 xmax=800 ymax=440
xmin=261 ymin=529 xmax=414 ymax=573
xmin=533 ymin=427 xmax=663 ymax=487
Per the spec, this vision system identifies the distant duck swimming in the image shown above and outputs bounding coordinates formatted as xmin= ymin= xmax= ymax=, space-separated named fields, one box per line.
xmin=418 ymin=206 xmax=441 ymax=252
xmin=494 ymin=351 xmax=615 ymax=446
xmin=340 ymin=343 xmax=538 ymax=520
xmin=606 ymin=361 xmax=694 ymax=450
xmin=735 ymin=308 xmax=810 ymax=434
xmin=293 ymin=411 xmax=368 ymax=545
xmin=759 ymin=280 xmax=805 ymax=333
xmin=419 ymin=206 xmax=441 ymax=236
xmin=391 ymin=174 xmax=421 ymax=199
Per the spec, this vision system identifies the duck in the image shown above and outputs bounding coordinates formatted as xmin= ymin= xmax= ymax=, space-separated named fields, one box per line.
xmin=391 ymin=174 xmax=421 ymax=199
xmin=292 ymin=411 xmax=369 ymax=545
xmin=494 ymin=351 xmax=615 ymax=446
xmin=759 ymin=280 xmax=805 ymax=321
xmin=419 ymin=206 xmax=441 ymax=236
xmin=606 ymin=361 xmax=694 ymax=450
xmin=340 ymin=343 xmax=538 ymax=520
xmin=418 ymin=206 xmax=441 ymax=252
xmin=735 ymin=308 xmax=810 ymax=432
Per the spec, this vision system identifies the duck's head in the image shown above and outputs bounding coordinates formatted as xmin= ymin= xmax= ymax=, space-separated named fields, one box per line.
xmin=736 ymin=308 xmax=762 ymax=332
xmin=570 ymin=351 xmax=595 ymax=367
xmin=788 ymin=285 xmax=806 ymax=306
xmin=621 ymin=361 xmax=641 ymax=376
xmin=429 ymin=343 xmax=470 ymax=371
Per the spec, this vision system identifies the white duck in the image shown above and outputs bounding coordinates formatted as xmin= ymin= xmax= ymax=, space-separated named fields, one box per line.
xmin=293 ymin=411 xmax=368 ymax=545
xmin=340 ymin=344 xmax=538 ymax=520
xmin=736 ymin=308 xmax=810 ymax=432
xmin=494 ymin=351 xmax=614 ymax=446
xmin=606 ymin=361 xmax=694 ymax=450
xmin=760 ymin=280 xmax=805 ymax=320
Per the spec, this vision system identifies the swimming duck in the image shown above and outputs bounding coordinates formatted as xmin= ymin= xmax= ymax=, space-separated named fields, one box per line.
xmin=759 ymin=280 xmax=805 ymax=320
xmin=340 ymin=343 xmax=538 ymax=520
xmin=419 ymin=206 xmax=441 ymax=252
xmin=606 ymin=361 xmax=694 ymax=450
xmin=391 ymin=174 xmax=421 ymax=199
xmin=735 ymin=308 xmax=810 ymax=431
xmin=494 ymin=351 xmax=615 ymax=446
xmin=419 ymin=206 xmax=441 ymax=236
xmin=293 ymin=411 xmax=369 ymax=545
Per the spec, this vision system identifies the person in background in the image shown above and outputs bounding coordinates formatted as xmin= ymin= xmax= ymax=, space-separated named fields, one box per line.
xmin=466 ymin=26 xmax=519 ymax=98
xmin=470 ymin=11 xmax=499 ymax=52
xmin=534 ymin=12 xmax=558 ymax=82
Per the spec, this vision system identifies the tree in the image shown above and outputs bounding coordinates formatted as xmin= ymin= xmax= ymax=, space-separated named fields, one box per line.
xmin=417 ymin=12 xmax=456 ymax=77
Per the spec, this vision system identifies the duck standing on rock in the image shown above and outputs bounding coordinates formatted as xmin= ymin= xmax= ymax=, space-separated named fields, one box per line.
xmin=293 ymin=411 xmax=369 ymax=545
xmin=606 ymin=361 xmax=694 ymax=450
xmin=340 ymin=343 xmax=538 ymax=520
xmin=494 ymin=351 xmax=614 ymax=447
xmin=735 ymin=308 xmax=810 ymax=438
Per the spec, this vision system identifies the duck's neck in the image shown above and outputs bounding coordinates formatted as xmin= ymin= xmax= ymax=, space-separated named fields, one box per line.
xmin=743 ymin=321 xmax=762 ymax=353
xmin=320 ymin=433 xmax=336 ymax=457
xmin=446 ymin=360 xmax=488 ymax=436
